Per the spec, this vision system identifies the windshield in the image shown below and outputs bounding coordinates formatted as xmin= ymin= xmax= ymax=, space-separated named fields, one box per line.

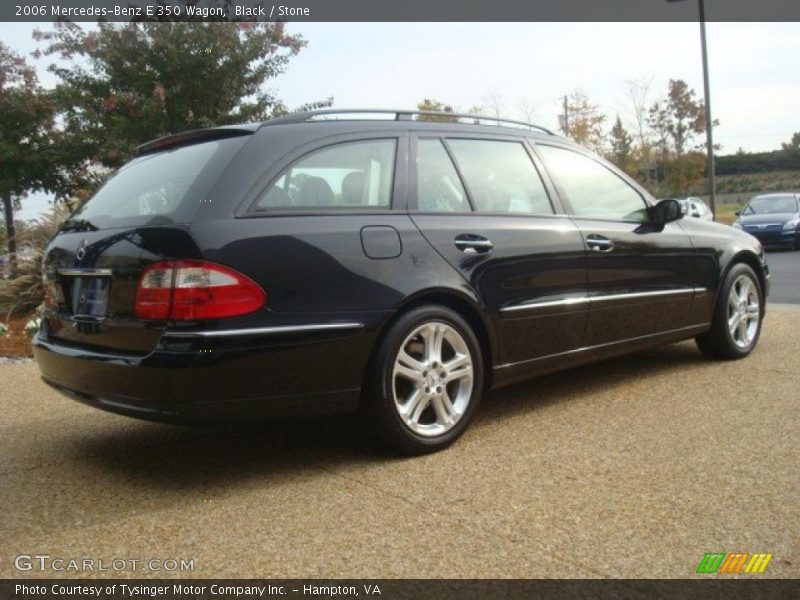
xmin=69 ymin=136 xmax=248 ymax=229
xmin=744 ymin=196 xmax=799 ymax=215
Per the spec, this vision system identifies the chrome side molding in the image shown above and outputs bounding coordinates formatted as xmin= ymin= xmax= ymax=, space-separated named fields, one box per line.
xmin=57 ymin=268 xmax=114 ymax=277
xmin=501 ymin=287 xmax=708 ymax=315
xmin=163 ymin=322 xmax=365 ymax=339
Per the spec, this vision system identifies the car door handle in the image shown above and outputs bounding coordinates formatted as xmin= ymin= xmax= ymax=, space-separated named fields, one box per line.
xmin=586 ymin=234 xmax=614 ymax=253
xmin=454 ymin=235 xmax=493 ymax=254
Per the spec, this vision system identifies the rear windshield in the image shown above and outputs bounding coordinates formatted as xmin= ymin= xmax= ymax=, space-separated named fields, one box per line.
xmin=69 ymin=136 xmax=249 ymax=229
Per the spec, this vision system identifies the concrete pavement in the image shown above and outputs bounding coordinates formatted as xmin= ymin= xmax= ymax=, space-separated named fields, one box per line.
xmin=1 ymin=308 xmax=798 ymax=579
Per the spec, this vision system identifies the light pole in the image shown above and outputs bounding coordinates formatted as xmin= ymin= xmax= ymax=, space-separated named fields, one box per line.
xmin=668 ymin=0 xmax=717 ymax=220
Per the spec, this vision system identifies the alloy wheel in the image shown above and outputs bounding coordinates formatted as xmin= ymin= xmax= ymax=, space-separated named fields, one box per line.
xmin=727 ymin=275 xmax=760 ymax=349
xmin=392 ymin=321 xmax=474 ymax=437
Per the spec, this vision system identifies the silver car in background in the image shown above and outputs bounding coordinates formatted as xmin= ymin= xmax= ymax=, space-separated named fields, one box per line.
xmin=680 ymin=197 xmax=714 ymax=221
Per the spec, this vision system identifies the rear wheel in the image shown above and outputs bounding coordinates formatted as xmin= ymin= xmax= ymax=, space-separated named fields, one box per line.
xmin=695 ymin=263 xmax=763 ymax=360
xmin=363 ymin=305 xmax=484 ymax=454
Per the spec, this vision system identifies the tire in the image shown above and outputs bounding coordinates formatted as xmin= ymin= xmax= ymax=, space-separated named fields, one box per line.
xmin=362 ymin=305 xmax=484 ymax=454
xmin=695 ymin=263 xmax=763 ymax=360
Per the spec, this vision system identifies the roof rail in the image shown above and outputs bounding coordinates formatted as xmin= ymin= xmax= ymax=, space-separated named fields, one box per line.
xmin=265 ymin=108 xmax=555 ymax=135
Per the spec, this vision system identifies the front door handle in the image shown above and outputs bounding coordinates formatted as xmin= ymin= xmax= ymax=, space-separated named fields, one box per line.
xmin=454 ymin=235 xmax=493 ymax=254
xmin=586 ymin=234 xmax=614 ymax=253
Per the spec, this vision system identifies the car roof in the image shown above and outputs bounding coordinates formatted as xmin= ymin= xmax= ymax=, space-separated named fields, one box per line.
xmin=262 ymin=108 xmax=557 ymax=136
xmin=135 ymin=109 xmax=570 ymax=156
xmin=751 ymin=193 xmax=799 ymax=199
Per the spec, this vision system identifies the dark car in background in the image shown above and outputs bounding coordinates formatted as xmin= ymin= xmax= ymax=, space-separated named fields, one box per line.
xmin=733 ymin=193 xmax=800 ymax=250
xmin=34 ymin=109 xmax=769 ymax=453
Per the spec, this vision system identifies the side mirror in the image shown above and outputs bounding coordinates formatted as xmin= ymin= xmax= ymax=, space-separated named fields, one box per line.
xmin=735 ymin=210 xmax=741 ymax=216
xmin=649 ymin=198 xmax=683 ymax=227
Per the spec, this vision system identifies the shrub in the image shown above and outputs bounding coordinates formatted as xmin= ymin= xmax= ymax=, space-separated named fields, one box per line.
xmin=24 ymin=311 xmax=42 ymax=337
xmin=0 ymin=204 xmax=71 ymax=317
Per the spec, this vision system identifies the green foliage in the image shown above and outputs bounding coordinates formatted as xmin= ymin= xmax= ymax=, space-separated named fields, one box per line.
xmin=0 ymin=41 xmax=73 ymax=276
xmin=560 ymin=91 xmax=606 ymax=154
xmin=781 ymin=131 xmax=800 ymax=154
xmin=0 ymin=204 xmax=70 ymax=317
xmin=715 ymin=150 xmax=800 ymax=176
xmin=36 ymin=22 xmax=330 ymax=170
xmin=608 ymin=116 xmax=633 ymax=170
xmin=416 ymin=99 xmax=458 ymax=122
xmin=667 ymin=152 xmax=706 ymax=194
xmin=648 ymin=79 xmax=711 ymax=159
xmin=686 ymin=170 xmax=800 ymax=196
xmin=0 ymin=42 xmax=62 ymax=198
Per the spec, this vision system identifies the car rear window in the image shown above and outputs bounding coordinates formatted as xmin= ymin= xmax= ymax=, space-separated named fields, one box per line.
xmin=69 ymin=136 xmax=249 ymax=229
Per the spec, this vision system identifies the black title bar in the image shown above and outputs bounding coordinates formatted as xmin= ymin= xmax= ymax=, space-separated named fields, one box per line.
xmin=3 ymin=579 xmax=800 ymax=600
xmin=4 ymin=0 xmax=800 ymax=23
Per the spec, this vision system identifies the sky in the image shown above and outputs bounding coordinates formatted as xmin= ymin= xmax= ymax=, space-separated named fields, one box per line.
xmin=1 ymin=21 xmax=799 ymax=219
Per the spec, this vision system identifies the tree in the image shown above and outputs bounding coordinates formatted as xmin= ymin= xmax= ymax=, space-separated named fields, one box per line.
xmin=608 ymin=116 xmax=633 ymax=170
xmin=648 ymin=79 xmax=711 ymax=159
xmin=624 ymin=76 xmax=654 ymax=160
xmin=517 ymin=97 xmax=538 ymax=125
xmin=782 ymin=132 xmax=800 ymax=154
xmin=647 ymin=79 xmax=717 ymax=195
xmin=559 ymin=91 xmax=606 ymax=154
xmin=36 ymin=22 xmax=331 ymax=171
xmin=482 ymin=92 xmax=506 ymax=118
xmin=416 ymin=98 xmax=457 ymax=122
xmin=0 ymin=42 xmax=61 ymax=277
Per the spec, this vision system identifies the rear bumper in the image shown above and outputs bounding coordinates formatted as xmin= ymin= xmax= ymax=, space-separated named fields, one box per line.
xmin=33 ymin=321 xmax=376 ymax=423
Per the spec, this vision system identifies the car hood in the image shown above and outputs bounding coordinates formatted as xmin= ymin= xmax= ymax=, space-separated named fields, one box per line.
xmin=738 ymin=212 xmax=797 ymax=224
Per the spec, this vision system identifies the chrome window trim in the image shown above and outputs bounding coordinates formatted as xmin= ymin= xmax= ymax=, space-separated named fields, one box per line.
xmin=163 ymin=322 xmax=365 ymax=339
xmin=500 ymin=288 xmax=707 ymax=314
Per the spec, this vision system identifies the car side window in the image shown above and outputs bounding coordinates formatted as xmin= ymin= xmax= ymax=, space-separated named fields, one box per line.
xmin=537 ymin=145 xmax=648 ymax=222
xmin=447 ymin=139 xmax=553 ymax=215
xmin=414 ymin=139 xmax=471 ymax=212
xmin=256 ymin=139 xmax=396 ymax=210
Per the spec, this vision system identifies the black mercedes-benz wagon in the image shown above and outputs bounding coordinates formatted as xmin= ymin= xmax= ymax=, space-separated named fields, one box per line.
xmin=35 ymin=109 xmax=769 ymax=453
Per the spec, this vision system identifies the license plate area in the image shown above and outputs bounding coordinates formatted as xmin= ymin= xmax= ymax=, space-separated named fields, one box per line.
xmin=70 ymin=276 xmax=111 ymax=317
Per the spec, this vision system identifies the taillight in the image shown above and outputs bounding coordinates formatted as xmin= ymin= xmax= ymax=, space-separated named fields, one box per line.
xmin=135 ymin=260 xmax=266 ymax=321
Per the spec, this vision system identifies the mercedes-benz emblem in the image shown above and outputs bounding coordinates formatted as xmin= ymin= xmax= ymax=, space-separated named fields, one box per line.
xmin=76 ymin=238 xmax=88 ymax=260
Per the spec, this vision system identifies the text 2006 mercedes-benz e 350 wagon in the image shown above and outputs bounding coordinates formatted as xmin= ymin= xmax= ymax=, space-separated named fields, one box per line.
xmin=34 ymin=109 xmax=769 ymax=453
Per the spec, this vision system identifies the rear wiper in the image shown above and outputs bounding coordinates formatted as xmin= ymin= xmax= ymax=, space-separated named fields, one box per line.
xmin=59 ymin=219 xmax=98 ymax=232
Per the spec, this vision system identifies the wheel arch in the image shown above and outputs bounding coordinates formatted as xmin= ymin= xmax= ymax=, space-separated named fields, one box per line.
xmin=368 ymin=287 xmax=497 ymax=391
xmin=719 ymin=250 xmax=767 ymax=313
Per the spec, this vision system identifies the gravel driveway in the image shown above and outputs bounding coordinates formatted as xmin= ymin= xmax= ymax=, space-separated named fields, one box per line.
xmin=1 ymin=308 xmax=798 ymax=579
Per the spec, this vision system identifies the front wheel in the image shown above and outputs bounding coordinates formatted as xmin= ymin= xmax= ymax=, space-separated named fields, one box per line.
xmin=363 ymin=305 xmax=484 ymax=454
xmin=695 ymin=263 xmax=763 ymax=360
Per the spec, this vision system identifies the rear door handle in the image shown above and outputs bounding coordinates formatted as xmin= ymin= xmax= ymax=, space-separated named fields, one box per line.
xmin=586 ymin=234 xmax=614 ymax=253
xmin=454 ymin=235 xmax=493 ymax=254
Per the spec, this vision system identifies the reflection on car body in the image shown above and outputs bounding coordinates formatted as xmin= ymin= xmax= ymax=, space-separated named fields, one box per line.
xmin=34 ymin=109 xmax=769 ymax=454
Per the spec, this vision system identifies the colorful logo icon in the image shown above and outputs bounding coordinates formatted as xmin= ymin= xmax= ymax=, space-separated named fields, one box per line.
xmin=696 ymin=552 xmax=773 ymax=574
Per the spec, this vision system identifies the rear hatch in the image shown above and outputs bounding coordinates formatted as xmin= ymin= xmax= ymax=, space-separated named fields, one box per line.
xmin=42 ymin=131 xmax=251 ymax=354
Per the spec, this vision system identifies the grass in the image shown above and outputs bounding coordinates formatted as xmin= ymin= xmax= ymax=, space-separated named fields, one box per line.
xmin=714 ymin=203 xmax=743 ymax=225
